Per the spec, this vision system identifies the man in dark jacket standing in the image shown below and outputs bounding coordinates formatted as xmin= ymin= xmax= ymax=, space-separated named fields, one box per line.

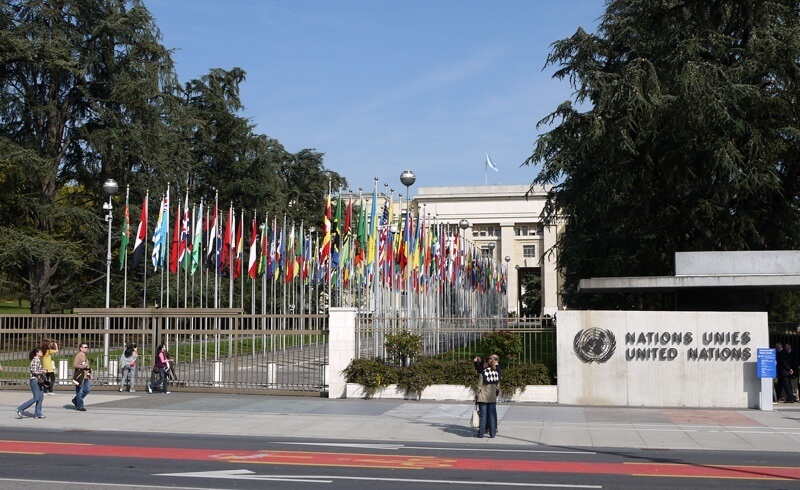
xmin=777 ymin=343 xmax=796 ymax=403
xmin=785 ymin=343 xmax=799 ymax=402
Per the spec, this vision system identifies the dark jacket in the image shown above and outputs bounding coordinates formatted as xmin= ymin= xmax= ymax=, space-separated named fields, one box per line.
xmin=777 ymin=348 xmax=794 ymax=377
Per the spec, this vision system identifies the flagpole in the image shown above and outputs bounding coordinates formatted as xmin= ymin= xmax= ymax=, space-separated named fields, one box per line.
xmin=123 ymin=185 xmax=130 ymax=308
xmin=143 ymin=191 xmax=148 ymax=308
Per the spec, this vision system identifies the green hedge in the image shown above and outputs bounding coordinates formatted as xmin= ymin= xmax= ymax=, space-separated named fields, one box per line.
xmin=343 ymin=356 xmax=552 ymax=399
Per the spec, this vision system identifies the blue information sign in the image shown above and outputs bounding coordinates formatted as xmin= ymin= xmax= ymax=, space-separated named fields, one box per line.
xmin=757 ymin=348 xmax=776 ymax=379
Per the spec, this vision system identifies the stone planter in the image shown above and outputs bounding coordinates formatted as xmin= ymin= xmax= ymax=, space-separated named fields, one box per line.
xmin=344 ymin=383 xmax=557 ymax=403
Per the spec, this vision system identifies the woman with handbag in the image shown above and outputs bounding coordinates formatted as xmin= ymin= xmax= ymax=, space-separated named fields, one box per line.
xmin=473 ymin=354 xmax=501 ymax=438
xmin=40 ymin=339 xmax=58 ymax=395
xmin=16 ymin=348 xmax=46 ymax=419
xmin=147 ymin=344 xmax=170 ymax=394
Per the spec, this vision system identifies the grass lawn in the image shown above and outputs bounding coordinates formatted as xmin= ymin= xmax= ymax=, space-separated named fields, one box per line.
xmin=0 ymin=299 xmax=29 ymax=313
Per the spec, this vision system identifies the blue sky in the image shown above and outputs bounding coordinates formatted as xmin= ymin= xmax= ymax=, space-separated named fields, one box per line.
xmin=145 ymin=1 xmax=604 ymax=194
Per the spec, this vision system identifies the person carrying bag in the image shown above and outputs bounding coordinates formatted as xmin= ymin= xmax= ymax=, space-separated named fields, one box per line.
xmin=147 ymin=344 xmax=171 ymax=394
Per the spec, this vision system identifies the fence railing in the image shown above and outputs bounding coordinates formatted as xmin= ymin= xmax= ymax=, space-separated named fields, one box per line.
xmin=356 ymin=314 xmax=557 ymax=368
xmin=0 ymin=309 xmax=328 ymax=395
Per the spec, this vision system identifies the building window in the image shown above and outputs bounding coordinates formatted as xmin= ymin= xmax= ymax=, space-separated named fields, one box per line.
xmin=514 ymin=224 xmax=537 ymax=236
xmin=472 ymin=225 xmax=499 ymax=237
xmin=481 ymin=247 xmax=493 ymax=257
xmin=522 ymin=245 xmax=536 ymax=258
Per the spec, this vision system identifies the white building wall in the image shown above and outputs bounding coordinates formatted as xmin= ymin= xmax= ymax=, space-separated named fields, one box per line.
xmin=414 ymin=184 xmax=557 ymax=315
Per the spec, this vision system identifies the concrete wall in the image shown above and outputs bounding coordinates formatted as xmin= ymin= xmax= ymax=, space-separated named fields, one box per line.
xmin=675 ymin=250 xmax=800 ymax=275
xmin=557 ymin=310 xmax=768 ymax=408
xmin=326 ymin=307 xmax=357 ymax=399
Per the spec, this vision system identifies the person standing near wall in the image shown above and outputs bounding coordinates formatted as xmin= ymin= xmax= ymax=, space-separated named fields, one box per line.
xmin=774 ymin=343 xmax=785 ymax=402
xmin=473 ymin=355 xmax=501 ymax=438
xmin=785 ymin=343 xmax=799 ymax=401
xmin=777 ymin=342 xmax=796 ymax=403
xmin=72 ymin=343 xmax=92 ymax=411
xmin=40 ymin=339 xmax=58 ymax=395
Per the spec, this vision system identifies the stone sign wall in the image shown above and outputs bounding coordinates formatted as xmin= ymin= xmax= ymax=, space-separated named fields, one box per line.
xmin=557 ymin=310 xmax=768 ymax=408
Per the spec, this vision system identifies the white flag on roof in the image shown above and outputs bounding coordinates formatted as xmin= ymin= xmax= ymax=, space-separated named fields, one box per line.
xmin=485 ymin=152 xmax=498 ymax=172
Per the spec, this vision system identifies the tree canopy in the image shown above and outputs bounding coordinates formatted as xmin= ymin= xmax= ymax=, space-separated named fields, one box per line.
xmin=0 ymin=0 xmax=344 ymax=312
xmin=527 ymin=0 xmax=800 ymax=317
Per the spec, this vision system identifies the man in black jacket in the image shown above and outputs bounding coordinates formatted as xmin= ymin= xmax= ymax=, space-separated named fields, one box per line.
xmin=777 ymin=343 xmax=796 ymax=403
xmin=785 ymin=343 xmax=799 ymax=402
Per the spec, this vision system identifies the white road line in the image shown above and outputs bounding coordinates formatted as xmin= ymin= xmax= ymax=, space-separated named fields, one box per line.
xmin=158 ymin=469 xmax=603 ymax=488
xmin=0 ymin=478 xmax=226 ymax=490
xmin=280 ymin=441 xmax=596 ymax=455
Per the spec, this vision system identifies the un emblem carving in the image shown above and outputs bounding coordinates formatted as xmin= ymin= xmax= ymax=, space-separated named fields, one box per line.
xmin=573 ymin=328 xmax=616 ymax=364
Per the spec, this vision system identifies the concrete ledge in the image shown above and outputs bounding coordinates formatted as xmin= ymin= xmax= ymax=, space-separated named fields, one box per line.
xmin=345 ymin=383 xmax=557 ymax=403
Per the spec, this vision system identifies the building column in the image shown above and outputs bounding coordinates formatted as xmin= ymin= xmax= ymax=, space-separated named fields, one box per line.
xmin=499 ymin=224 xmax=516 ymax=315
xmin=541 ymin=225 xmax=558 ymax=316
xmin=326 ymin=307 xmax=356 ymax=398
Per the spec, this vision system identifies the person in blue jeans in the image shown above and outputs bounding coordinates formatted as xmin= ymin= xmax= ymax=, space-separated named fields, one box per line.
xmin=473 ymin=354 xmax=501 ymax=438
xmin=72 ymin=343 xmax=92 ymax=411
xmin=16 ymin=348 xmax=46 ymax=419
xmin=147 ymin=344 xmax=171 ymax=394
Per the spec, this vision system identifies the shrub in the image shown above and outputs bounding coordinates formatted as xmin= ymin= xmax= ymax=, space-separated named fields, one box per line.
xmin=480 ymin=330 xmax=523 ymax=362
xmin=385 ymin=330 xmax=423 ymax=367
xmin=499 ymin=363 xmax=551 ymax=398
xmin=341 ymin=357 xmax=397 ymax=398
xmin=344 ymin=355 xmax=551 ymax=399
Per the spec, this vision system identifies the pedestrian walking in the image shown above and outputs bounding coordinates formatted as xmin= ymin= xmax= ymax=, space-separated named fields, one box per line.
xmin=40 ymin=338 xmax=58 ymax=395
xmin=71 ymin=343 xmax=92 ymax=411
xmin=147 ymin=344 xmax=171 ymax=394
xmin=16 ymin=348 xmax=46 ymax=419
xmin=119 ymin=343 xmax=138 ymax=392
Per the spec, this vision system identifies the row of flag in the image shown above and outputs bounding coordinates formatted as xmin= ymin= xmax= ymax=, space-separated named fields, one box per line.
xmin=117 ymin=184 xmax=507 ymax=294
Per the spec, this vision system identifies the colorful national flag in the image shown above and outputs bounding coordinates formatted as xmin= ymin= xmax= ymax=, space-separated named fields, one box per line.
xmin=248 ymin=214 xmax=258 ymax=279
xmin=118 ymin=187 xmax=130 ymax=271
xmin=151 ymin=189 xmax=169 ymax=271
xmin=130 ymin=194 xmax=148 ymax=269
xmin=190 ymin=200 xmax=204 ymax=275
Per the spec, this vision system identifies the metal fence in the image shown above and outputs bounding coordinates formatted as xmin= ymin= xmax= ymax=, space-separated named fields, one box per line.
xmin=0 ymin=308 xmax=328 ymax=396
xmin=356 ymin=314 xmax=557 ymax=368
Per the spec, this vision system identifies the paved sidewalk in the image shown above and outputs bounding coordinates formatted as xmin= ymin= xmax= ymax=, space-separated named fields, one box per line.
xmin=3 ymin=390 xmax=800 ymax=452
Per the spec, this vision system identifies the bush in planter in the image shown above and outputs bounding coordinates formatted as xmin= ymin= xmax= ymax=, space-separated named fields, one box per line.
xmin=480 ymin=329 xmax=523 ymax=362
xmin=342 ymin=357 xmax=397 ymax=398
xmin=385 ymin=330 xmax=423 ymax=367
xmin=397 ymin=357 xmax=477 ymax=398
xmin=498 ymin=362 xmax=551 ymax=398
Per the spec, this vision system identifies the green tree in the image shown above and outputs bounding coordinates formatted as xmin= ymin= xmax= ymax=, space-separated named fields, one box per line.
xmin=527 ymin=0 xmax=800 ymax=315
xmin=0 ymin=0 xmax=179 ymax=312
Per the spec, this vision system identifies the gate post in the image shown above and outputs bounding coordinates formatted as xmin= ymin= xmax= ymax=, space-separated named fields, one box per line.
xmin=326 ymin=307 xmax=356 ymax=398
xmin=58 ymin=359 xmax=69 ymax=385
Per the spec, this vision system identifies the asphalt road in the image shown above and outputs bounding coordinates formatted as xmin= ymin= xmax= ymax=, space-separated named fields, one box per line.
xmin=1 ymin=427 xmax=798 ymax=489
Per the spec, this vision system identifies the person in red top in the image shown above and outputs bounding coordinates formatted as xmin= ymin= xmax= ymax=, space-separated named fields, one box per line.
xmin=147 ymin=344 xmax=171 ymax=394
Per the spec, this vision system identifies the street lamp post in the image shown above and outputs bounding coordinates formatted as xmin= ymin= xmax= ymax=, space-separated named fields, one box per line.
xmin=504 ymin=255 xmax=511 ymax=319
xmin=487 ymin=242 xmax=496 ymax=318
xmin=515 ymin=264 xmax=521 ymax=318
xmin=399 ymin=170 xmax=415 ymax=324
xmin=458 ymin=219 xmax=469 ymax=317
xmin=103 ymin=179 xmax=118 ymax=368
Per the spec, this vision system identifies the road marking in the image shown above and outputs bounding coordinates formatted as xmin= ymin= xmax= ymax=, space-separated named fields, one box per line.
xmin=0 ymin=478 xmax=225 ymax=490
xmin=2 ymin=439 xmax=798 ymax=480
xmin=157 ymin=469 xmax=602 ymax=488
xmin=281 ymin=442 xmax=596 ymax=455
